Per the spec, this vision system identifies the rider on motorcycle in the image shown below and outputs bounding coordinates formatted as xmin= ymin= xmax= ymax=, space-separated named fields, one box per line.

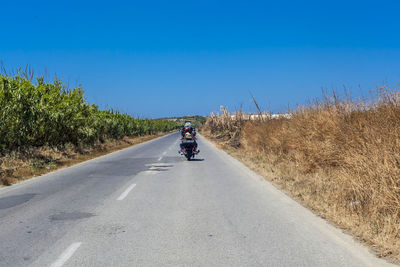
xmin=179 ymin=122 xmax=198 ymax=154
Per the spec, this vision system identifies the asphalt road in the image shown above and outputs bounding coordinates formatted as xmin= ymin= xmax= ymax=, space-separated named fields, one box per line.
xmin=0 ymin=133 xmax=393 ymax=267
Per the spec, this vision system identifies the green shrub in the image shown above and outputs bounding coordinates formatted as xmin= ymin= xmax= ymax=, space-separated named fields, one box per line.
xmin=0 ymin=73 xmax=178 ymax=152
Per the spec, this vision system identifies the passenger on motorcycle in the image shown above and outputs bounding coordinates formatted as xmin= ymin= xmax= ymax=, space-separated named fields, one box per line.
xmin=179 ymin=123 xmax=198 ymax=154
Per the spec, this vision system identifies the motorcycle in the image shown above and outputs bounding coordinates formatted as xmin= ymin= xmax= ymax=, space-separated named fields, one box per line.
xmin=179 ymin=136 xmax=200 ymax=161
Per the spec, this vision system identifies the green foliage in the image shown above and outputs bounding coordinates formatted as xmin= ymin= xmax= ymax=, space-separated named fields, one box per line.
xmin=160 ymin=115 xmax=207 ymax=129
xmin=0 ymin=73 xmax=178 ymax=152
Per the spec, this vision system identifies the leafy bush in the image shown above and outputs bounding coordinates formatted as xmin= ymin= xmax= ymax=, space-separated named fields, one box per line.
xmin=0 ymin=72 xmax=178 ymax=152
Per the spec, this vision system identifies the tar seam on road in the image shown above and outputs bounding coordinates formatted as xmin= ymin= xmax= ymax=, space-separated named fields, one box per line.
xmin=117 ymin=183 xmax=137 ymax=201
xmin=50 ymin=242 xmax=82 ymax=267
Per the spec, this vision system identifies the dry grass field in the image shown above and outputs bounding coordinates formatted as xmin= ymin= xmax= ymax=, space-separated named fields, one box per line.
xmin=203 ymin=87 xmax=400 ymax=262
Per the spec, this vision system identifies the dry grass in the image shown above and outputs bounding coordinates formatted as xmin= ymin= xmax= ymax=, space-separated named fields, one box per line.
xmin=0 ymin=133 xmax=168 ymax=186
xmin=203 ymin=87 xmax=400 ymax=263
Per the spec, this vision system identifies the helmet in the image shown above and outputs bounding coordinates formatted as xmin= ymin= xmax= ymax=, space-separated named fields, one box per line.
xmin=184 ymin=122 xmax=192 ymax=128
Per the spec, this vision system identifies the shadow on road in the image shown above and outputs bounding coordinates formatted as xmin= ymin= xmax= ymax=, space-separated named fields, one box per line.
xmin=189 ymin=158 xmax=204 ymax=161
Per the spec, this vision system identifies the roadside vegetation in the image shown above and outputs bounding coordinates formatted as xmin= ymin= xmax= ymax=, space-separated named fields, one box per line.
xmin=159 ymin=115 xmax=207 ymax=129
xmin=0 ymin=70 xmax=179 ymax=185
xmin=203 ymin=87 xmax=400 ymax=262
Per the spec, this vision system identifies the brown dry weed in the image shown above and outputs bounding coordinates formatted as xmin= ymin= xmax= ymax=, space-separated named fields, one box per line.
xmin=203 ymin=87 xmax=400 ymax=262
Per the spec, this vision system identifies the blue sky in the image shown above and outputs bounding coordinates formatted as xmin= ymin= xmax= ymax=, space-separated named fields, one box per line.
xmin=1 ymin=0 xmax=400 ymax=117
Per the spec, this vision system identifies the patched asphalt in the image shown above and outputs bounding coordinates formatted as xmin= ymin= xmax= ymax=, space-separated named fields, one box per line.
xmin=0 ymin=133 xmax=394 ymax=267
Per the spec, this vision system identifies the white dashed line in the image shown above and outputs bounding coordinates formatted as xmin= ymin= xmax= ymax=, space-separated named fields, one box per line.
xmin=50 ymin=242 xmax=82 ymax=267
xmin=157 ymin=151 xmax=167 ymax=161
xmin=117 ymin=183 xmax=136 ymax=201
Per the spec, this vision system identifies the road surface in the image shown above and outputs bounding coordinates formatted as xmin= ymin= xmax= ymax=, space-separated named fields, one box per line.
xmin=0 ymin=133 xmax=393 ymax=266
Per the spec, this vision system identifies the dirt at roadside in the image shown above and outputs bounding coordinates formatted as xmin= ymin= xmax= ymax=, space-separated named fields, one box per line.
xmin=0 ymin=133 xmax=168 ymax=187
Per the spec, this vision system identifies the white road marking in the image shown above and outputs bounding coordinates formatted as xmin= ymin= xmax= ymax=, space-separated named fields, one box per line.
xmin=117 ymin=183 xmax=136 ymax=201
xmin=157 ymin=151 xmax=168 ymax=161
xmin=50 ymin=242 xmax=82 ymax=267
